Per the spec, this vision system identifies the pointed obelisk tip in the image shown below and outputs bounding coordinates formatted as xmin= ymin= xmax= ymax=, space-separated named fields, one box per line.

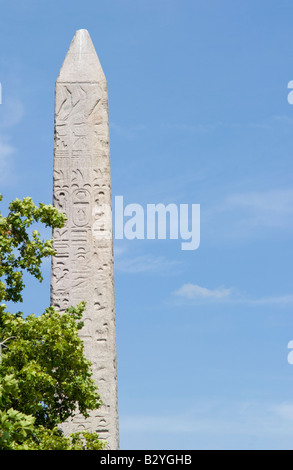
xmin=57 ymin=28 xmax=106 ymax=83
xmin=72 ymin=28 xmax=91 ymax=46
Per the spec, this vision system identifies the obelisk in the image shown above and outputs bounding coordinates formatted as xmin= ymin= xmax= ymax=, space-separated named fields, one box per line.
xmin=51 ymin=29 xmax=119 ymax=450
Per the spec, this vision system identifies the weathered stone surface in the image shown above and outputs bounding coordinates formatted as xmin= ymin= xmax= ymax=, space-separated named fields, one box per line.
xmin=51 ymin=29 xmax=119 ymax=450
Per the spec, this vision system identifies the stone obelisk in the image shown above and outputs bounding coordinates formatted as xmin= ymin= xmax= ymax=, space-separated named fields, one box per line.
xmin=51 ymin=29 xmax=119 ymax=450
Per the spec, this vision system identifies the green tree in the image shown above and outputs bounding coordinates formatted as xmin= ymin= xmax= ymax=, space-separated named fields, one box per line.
xmin=0 ymin=195 xmax=105 ymax=450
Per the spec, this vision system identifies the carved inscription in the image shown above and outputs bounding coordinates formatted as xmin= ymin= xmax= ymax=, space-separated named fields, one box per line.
xmin=51 ymin=30 xmax=119 ymax=449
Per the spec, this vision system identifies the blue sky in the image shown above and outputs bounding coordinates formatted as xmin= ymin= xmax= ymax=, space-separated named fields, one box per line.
xmin=0 ymin=0 xmax=293 ymax=450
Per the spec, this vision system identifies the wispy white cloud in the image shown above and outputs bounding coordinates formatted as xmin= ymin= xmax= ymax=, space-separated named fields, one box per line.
xmin=173 ymin=283 xmax=293 ymax=306
xmin=115 ymin=253 xmax=180 ymax=274
xmin=174 ymin=283 xmax=232 ymax=300
xmin=0 ymin=136 xmax=15 ymax=183
xmin=223 ymin=189 xmax=293 ymax=225
xmin=273 ymin=403 xmax=293 ymax=421
xmin=205 ymin=188 xmax=293 ymax=242
xmin=110 ymin=122 xmax=147 ymax=140
xmin=248 ymin=114 xmax=293 ymax=130
xmin=0 ymin=96 xmax=24 ymax=183
xmin=0 ymin=97 xmax=25 ymax=129
xmin=244 ymin=295 xmax=293 ymax=306
xmin=120 ymin=399 xmax=293 ymax=449
xmin=114 ymin=240 xmax=181 ymax=275
xmin=161 ymin=114 xmax=293 ymax=135
xmin=113 ymin=243 xmax=128 ymax=258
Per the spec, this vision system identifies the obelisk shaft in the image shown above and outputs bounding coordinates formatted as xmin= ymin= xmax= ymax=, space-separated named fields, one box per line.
xmin=51 ymin=29 xmax=119 ymax=450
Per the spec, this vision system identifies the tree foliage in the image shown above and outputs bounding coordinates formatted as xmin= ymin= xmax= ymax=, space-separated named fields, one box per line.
xmin=0 ymin=194 xmax=65 ymax=303
xmin=0 ymin=195 xmax=105 ymax=450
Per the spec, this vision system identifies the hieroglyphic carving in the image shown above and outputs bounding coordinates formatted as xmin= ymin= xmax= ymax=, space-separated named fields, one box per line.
xmin=51 ymin=29 xmax=119 ymax=449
